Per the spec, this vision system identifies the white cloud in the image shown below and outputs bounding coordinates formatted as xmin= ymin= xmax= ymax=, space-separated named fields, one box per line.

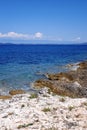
xmin=0 ymin=32 xmax=82 ymax=43
xmin=0 ymin=32 xmax=63 ymax=42
xmin=72 ymin=37 xmax=81 ymax=41
xmin=0 ymin=32 xmax=43 ymax=40
xmin=34 ymin=32 xmax=43 ymax=38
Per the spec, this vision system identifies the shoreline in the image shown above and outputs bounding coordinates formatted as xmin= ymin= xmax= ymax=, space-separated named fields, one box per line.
xmin=34 ymin=60 xmax=87 ymax=98
xmin=0 ymin=60 xmax=87 ymax=129
xmin=0 ymin=60 xmax=87 ymax=98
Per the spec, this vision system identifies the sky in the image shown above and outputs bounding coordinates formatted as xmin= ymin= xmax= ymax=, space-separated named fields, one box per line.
xmin=0 ymin=0 xmax=87 ymax=43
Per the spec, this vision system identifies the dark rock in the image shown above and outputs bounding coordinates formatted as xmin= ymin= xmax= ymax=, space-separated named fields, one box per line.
xmin=66 ymin=121 xmax=78 ymax=129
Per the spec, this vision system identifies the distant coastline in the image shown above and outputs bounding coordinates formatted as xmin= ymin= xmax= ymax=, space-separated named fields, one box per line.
xmin=0 ymin=42 xmax=87 ymax=45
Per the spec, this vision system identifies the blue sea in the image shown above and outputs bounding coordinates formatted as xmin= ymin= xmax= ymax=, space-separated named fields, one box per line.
xmin=0 ymin=44 xmax=87 ymax=94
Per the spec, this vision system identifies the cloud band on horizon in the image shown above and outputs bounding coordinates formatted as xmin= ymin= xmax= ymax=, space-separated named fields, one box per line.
xmin=0 ymin=31 xmax=81 ymax=43
xmin=0 ymin=32 xmax=43 ymax=40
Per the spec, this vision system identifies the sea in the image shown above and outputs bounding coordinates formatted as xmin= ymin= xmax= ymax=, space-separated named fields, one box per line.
xmin=0 ymin=44 xmax=87 ymax=94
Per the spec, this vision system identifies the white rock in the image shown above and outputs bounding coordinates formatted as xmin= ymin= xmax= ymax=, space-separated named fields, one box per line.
xmin=0 ymin=88 xmax=87 ymax=130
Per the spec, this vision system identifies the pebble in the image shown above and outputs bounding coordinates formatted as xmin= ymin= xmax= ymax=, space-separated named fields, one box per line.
xmin=0 ymin=87 xmax=87 ymax=130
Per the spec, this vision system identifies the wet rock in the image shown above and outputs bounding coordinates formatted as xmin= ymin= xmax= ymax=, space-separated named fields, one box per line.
xmin=46 ymin=72 xmax=74 ymax=81
xmin=78 ymin=61 xmax=87 ymax=69
xmin=34 ymin=79 xmax=53 ymax=89
xmin=66 ymin=64 xmax=74 ymax=67
xmin=66 ymin=63 xmax=79 ymax=71
xmin=9 ymin=89 xmax=25 ymax=95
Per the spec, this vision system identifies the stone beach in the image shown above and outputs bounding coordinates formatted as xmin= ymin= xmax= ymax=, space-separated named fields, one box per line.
xmin=0 ymin=61 xmax=87 ymax=130
xmin=0 ymin=88 xmax=87 ymax=130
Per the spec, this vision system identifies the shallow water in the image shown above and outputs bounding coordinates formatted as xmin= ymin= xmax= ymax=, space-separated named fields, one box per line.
xmin=0 ymin=44 xmax=87 ymax=94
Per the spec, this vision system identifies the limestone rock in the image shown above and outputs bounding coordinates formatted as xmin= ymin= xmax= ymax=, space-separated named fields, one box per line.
xmin=9 ymin=89 xmax=25 ymax=95
xmin=0 ymin=87 xmax=87 ymax=130
xmin=34 ymin=61 xmax=87 ymax=98
xmin=78 ymin=61 xmax=87 ymax=69
xmin=0 ymin=95 xmax=12 ymax=100
xmin=46 ymin=72 xmax=74 ymax=81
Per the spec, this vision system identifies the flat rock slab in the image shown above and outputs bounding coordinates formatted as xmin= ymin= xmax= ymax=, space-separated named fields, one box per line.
xmin=9 ymin=89 xmax=25 ymax=95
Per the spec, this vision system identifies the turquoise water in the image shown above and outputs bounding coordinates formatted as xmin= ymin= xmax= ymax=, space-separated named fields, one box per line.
xmin=0 ymin=44 xmax=87 ymax=94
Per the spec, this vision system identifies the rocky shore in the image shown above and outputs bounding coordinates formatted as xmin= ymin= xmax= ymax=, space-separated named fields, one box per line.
xmin=0 ymin=61 xmax=87 ymax=130
xmin=34 ymin=61 xmax=87 ymax=98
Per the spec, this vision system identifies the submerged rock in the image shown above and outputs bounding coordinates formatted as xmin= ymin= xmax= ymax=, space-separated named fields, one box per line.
xmin=9 ymin=89 xmax=25 ymax=95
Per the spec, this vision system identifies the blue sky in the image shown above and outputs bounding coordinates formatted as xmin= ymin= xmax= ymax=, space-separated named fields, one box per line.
xmin=0 ymin=0 xmax=87 ymax=43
